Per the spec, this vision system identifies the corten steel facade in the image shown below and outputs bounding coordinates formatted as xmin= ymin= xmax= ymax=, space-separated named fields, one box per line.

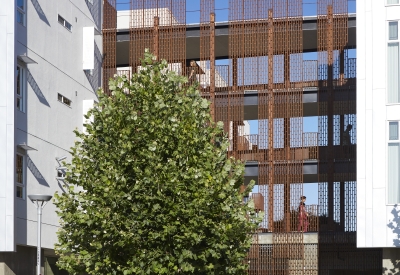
xmin=103 ymin=0 xmax=383 ymax=274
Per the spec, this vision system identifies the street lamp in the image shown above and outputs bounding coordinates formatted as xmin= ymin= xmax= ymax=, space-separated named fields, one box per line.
xmin=28 ymin=194 xmax=53 ymax=275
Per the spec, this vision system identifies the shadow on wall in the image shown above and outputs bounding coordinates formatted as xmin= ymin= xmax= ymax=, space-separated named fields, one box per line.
xmin=31 ymin=0 xmax=50 ymax=26
xmin=384 ymin=204 xmax=400 ymax=275
xmin=27 ymin=69 xmax=51 ymax=107
xmin=84 ymin=42 xmax=102 ymax=93
xmin=27 ymin=155 xmax=50 ymax=187
xmin=85 ymin=0 xmax=102 ymax=30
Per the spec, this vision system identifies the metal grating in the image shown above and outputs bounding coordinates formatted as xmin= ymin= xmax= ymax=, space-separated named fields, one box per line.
xmin=103 ymin=0 xmax=117 ymax=95
xmin=102 ymin=1 xmax=383 ymax=274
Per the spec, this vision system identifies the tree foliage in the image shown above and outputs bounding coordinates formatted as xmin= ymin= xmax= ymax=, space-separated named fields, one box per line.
xmin=54 ymin=52 xmax=261 ymax=275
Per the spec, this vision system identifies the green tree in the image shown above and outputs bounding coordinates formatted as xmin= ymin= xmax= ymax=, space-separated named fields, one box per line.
xmin=54 ymin=52 xmax=261 ymax=275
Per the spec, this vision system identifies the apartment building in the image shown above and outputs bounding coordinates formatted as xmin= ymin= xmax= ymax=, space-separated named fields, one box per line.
xmin=104 ymin=0 xmax=386 ymax=273
xmin=0 ymin=0 xmax=102 ymax=274
xmin=357 ymin=0 xmax=400 ymax=273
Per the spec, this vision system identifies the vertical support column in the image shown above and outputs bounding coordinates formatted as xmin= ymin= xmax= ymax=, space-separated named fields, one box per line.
xmin=210 ymin=13 xmax=216 ymax=121
xmin=340 ymin=181 xmax=345 ymax=231
xmin=36 ymin=207 xmax=42 ymax=275
xmin=339 ymin=113 xmax=345 ymax=231
xmin=267 ymin=9 xmax=274 ymax=232
xmin=327 ymin=5 xmax=335 ymax=228
xmin=284 ymin=117 xmax=291 ymax=232
xmin=232 ymin=121 xmax=239 ymax=158
xmin=284 ymin=51 xmax=291 ymax=232
xmin=102 ymin=0 xmax=117 ymax=95
xmin=232 ymin=58 xmax=238 ymax=89
xmin=340 ymin=49 xmax=345 ymax=85
xmin=153 ymin=16 xmax=159 ymax=60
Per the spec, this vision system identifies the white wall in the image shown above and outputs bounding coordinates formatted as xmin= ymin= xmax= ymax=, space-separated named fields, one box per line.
xmin=12 ymin=0 xmax=102 ymax=250
xmin=357 ymin=1 xmax=400 ymax=248
xmin=0 ymin=0 xmax=15 ymax=252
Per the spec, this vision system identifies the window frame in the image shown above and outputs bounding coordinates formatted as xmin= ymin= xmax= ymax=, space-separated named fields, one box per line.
xmin=387 ymin=0 xmax=400 ymax=6
xmin=58 ymin=15 xmax=72 ymax=31
xmin=16 ymin=0 xmax=26 ymax=26
xmin=57 ymin=93 xmax=72 ymax=107
xmin=15 ymin=154 xmax=25 ymax=200
xmin=16 ymin=65 xmax=26 ymax=113
xmin=387 ymin=20 xmax=400 ymax=105
xmin=387 ymin=121 xmax=400 ymax=205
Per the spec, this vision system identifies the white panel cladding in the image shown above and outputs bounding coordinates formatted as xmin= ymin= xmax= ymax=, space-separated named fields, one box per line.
xmin=357 ymin=0 xmax=400 ymax=248
xmin=6 ymin=0 xmax=103 ymax=251
xmin=83 ymin=27 xmax=95 ymax=70
xmin=386 ymin=6 xmax=400 ymax=21
xmin=0 ymin=0 xmax=15 ymax=252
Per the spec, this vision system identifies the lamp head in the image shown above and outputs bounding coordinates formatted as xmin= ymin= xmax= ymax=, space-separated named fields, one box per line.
xmin=28 ymin=194 xmax=52 ymax=203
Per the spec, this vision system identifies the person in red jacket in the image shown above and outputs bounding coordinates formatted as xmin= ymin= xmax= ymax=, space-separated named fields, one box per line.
xmin=297 ymin=196 xmax=308 ymax=232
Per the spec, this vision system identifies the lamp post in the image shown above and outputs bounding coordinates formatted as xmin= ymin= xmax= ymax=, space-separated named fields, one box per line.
xmin=28 ymin=194 xmax=52 ymax=275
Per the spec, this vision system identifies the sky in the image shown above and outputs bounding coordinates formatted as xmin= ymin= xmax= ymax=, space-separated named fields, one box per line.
xmin=116 ymin=0 xmax=357 ymax=206
xmin=117 ymin=0 xmax=357 ymax=22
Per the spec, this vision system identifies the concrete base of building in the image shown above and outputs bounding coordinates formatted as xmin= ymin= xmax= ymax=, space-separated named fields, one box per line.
xmin=383 ymin=248 xmax=400 ymax=275
xmin=0 ymin=245 xmax=67 ymax=275
xmin=0 ymin=263 xmax=15 ymax=275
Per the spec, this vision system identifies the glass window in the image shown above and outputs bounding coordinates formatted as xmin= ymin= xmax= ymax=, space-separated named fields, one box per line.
xmin=16 ymin=186 xmax=24 ymax=199
xmin=388 ymin=21 xmax=400 ymax=104
xmin=389 ymin=22 xmax=399 ymax=40
xmin=16 ymin=66 xmax=25 ymax=112
xmin=58 ymin=15 xmax=72 ymax=31
xmin=16 ymin=0 xmax=24 ymax=9
xmin=388 ymin=143 xmax=400 ymax=203
xmin=16 ymin=154 xmax=25 ymax=199
xmin=16 ymin=0 xmax=26 ymax=26
xmin=390 ymin=122 xmax=399 ymax=140
xmin=58 ymin=93 xmax=72 ymax=107
xmin=16 ymin=155 xmax=23 ymax=184
xmin=388 ymin=122 xmax=400 ymax=204
xmin=388 ymin=0 xmax=399 ymax=4
xmin=388 ymin=44 xmax=400 ymax=103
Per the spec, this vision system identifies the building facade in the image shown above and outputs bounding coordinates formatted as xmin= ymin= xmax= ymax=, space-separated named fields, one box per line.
xmin=0 ymin=0 xmax=102 ymax=274
xmin=105 ymin=0 xmax=386 ymax=274
xmin=357 ymin=0 xmax=400 ymax=273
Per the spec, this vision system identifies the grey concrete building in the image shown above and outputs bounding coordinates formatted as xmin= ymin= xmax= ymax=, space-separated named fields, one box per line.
xmin=0 ymin=0 xmax=102 ymax=274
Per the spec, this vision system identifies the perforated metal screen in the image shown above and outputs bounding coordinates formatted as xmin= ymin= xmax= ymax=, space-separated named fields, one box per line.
xmin=102 ymin=1 xmax=383 ymax=273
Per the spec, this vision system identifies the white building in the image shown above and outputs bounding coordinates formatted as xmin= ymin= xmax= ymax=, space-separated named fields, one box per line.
xmin=357 ymin=0 xmax=400 ymax=272
xmin=0 ymin=0 xmax=102 ymax=273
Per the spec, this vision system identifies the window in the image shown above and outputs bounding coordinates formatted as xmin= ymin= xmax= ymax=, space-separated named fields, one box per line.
xmin=388 ymin=0 xmax=399 ymax=4
xmin=388 ymin=122 xmax=400 ymax=204
xmin=58 ymin=93 xmax=72 ymax=106
xmin=58 ymin=15 xmax=72 ymax=31
xmin=16 ymin=0 xmax=26 ymax=26
xmin=16 ymin=66 xmax=25 ymax=112
xmin=16 ymin=154 xmax=25 ymax=199
xmin=388 ymin=21 xmax=400 ymax=103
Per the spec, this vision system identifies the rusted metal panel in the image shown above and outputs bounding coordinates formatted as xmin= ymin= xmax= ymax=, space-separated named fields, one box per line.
xmin=103 ymin=1 xmax=383 ymax=274
xmin=103 ymin=0 xmax=117 ymax=95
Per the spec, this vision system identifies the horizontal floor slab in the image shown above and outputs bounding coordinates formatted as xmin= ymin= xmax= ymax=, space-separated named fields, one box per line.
xmin=244 ymin=157 xmax=356 ymax=184
xmin=257 ymin=232 xmax=318 ymax=244
xmin=116 ymin=15 xmax=356 ymax=62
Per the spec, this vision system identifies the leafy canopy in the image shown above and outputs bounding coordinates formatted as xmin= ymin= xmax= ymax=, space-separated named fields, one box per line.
xmin=54 ymin=52 xmax=260 ymax=275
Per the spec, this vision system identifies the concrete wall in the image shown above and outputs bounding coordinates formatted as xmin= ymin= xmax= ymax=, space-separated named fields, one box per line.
xmin=12 ymin=0 xmax=102 ymax=251
xmin=0 ymin=246 xmax=37 ymax=275
xmin=0 ymin=263 xmax=15 ymax=275
xmin=357 ymin=1 xmax=400 ymax=247
xmin=0 ymin=0 xmax=16 ymax=252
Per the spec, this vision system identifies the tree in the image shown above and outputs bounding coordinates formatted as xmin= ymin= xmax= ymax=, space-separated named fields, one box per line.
xmin=54 ymin=52 xmax=261 ymax=275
